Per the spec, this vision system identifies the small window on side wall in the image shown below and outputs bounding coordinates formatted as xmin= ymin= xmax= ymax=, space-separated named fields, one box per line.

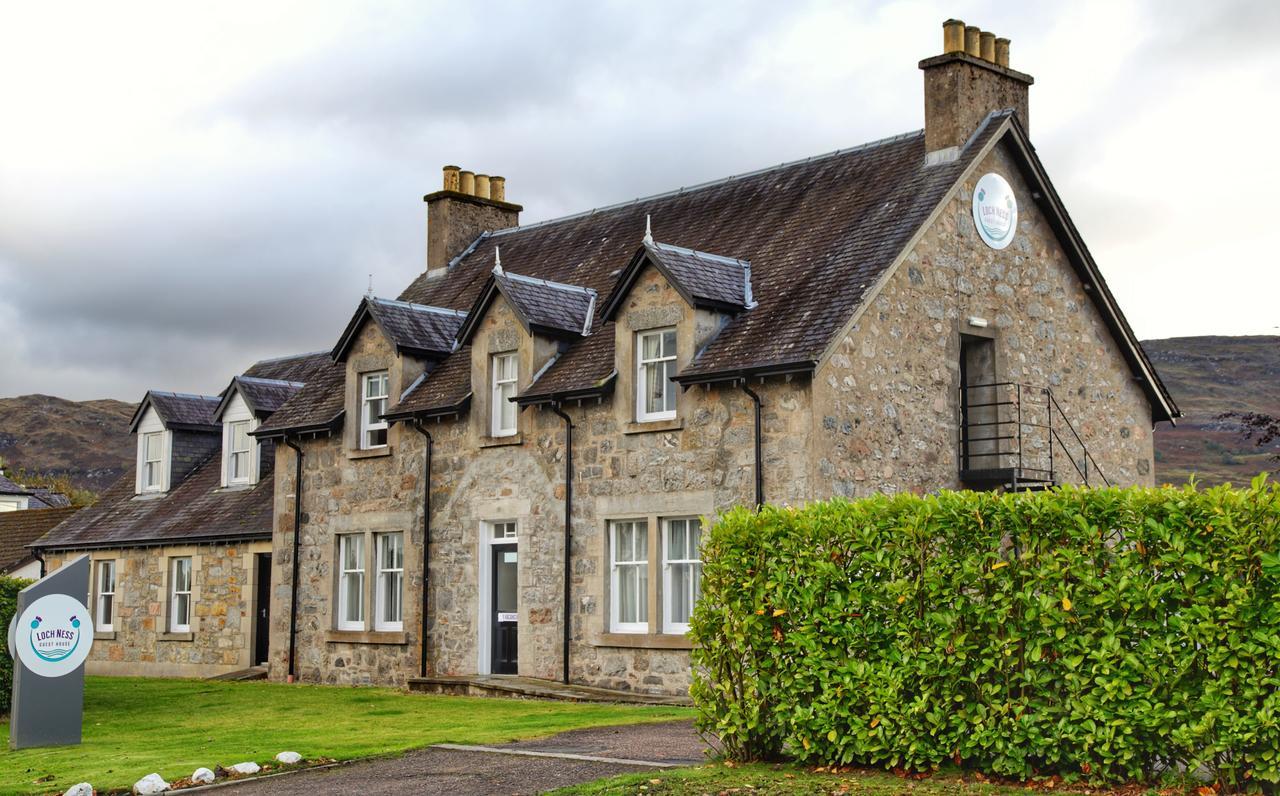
xmin=491 ymin=352 xmax=518 ymax=437
xmin=169 ymin=557 xmax=192 ymax=633
xmin=96 ymin=560 xmax=116 ymax=632
xmin=637 ymin=329 xmax=677 ymax=422
xmin=227 ymin=420 xmax=253 ymax=484
xmin=361 ymin=372 xmax=389 ymax=449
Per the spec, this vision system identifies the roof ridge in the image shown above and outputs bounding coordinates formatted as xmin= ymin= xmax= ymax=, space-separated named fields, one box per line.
xmin=371 ymin=296 xmax=468 ymax=317
xmin=248 ymin=350 xmax=328 ymax=366
xmin=486 ymin=128 xmax=925 ymax=240
xmin=500 ymin=269 xmax=598 ymax=297
xmin=149 ymin=390 xmax=220 ymax=402
xmin=649 ymin=240 xmax=749 ymax=268
xmin=236 ymin=375 xmax=306 ymax=388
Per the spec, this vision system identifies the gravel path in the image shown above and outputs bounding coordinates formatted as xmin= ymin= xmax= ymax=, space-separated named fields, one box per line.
xmin=210 ymin=719 xmax=704 ymax=795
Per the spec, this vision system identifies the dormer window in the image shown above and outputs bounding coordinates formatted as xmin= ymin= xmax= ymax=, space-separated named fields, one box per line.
xmin=227 ymin=420 xmax=253 ymax=484
xmin=361 ymin=371 xmax=389 ymax=449
xmin=491 ymin=352 xmax=518 ymax=437
xmin=637 ymin=328 xmax=677 ymax=422
xmin=141 ymin=431 xmax=165 ymax=492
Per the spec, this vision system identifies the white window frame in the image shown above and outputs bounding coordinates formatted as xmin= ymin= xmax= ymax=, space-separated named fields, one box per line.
xmin=374 ymin=532 xmax=404 ymax=632
xmin=360 ymin=371 xmax=389 ymax=450
xmin=662 ymin=517 xmax=703 ymax=635
xmin=337 ymin=534 xmax=366 ymax=630
xmin=491 ymin=352 xmax=518 ymax=437
xmin=636 ymin=328 xmax=677 ymax=422
xmin=169 ymin=557 xmax=192 ymax=633
xmin=609 ymin=519 xmax=649 ymax=633
xmin=142 ymin=431 xmax=166 ymax=492
xmin=96 ymin=559 xmax=117 ymax=632
xmin=226 ymin=419 xmax=253 ymax=485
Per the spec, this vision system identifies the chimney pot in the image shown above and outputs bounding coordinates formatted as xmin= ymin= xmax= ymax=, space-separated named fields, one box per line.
xmin=490 ymin=176 xmax=506 ymax=203
xmin=964 ymin=25 xmax=981 ymax=57
xmin=979 ymin=31 xmax=996 ymax=62
xmin=459 ymin=170 xmax=475 ymax=195
xmin=474 ymin=174 xmax=491 ymax=200
xmin=942 ymin=19 xmax=965 ymax=53
xmin=994 ymin=37 xmax=1010 ymax=67
xmin=442 ymin=165 xmax=461 ymax=192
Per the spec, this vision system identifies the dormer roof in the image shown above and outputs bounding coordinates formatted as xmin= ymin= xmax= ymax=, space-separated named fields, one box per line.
xmin=128 ymin=391 xmax=220 ymax=433
xmin=0 ymin=472 xmax=30 ymax=496
xmin=332 ymin=296 xmax=466 ymax=362
xmin=456 ymin=263 xmax=596 ymax=344
xmin=382 ymin=346 xmax=474 ymax=421
xmin=213 ymin=375 xmax=305 ymax=422
xmin=600 ymin=240 xmax=755 ymax=321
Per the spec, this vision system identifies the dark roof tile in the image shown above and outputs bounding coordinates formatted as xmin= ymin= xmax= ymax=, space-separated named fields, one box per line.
xmin=130 ymin=391 xmax=221 ymax=432
xmin=242 ymin=351 xmax=332 ymax=383
xmin=333 ymin=297 xmax=466 ymax=361
xmin=252 ymin=360 xmax=345 ymax=437
xmin=385 ymin=346 xmax=473 ymax=418
xmin=0 ymin=506 xmax=80 ymax=573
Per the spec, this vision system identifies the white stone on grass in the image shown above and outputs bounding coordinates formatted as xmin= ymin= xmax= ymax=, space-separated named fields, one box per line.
xmin=132 ymin=773 xmax=169 ymax=795
xmin=63 ymin=784 xmax=93 ymax=796
xmin=275 ymin=751 xmax=303 ymax=765
xmin=191 ymin=767 xmax=215 ymax=784
xmin=230 ymin=762 xmax=261 ymax=775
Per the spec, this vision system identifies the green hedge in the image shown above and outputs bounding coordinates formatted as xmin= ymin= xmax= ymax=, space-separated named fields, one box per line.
xmin=0 ymin=575 xmax=32 ymax=714
xmin=690 ymin=476 xmax=1280 ymax=788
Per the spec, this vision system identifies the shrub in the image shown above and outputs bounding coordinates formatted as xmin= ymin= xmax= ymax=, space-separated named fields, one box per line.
xmin=0 ymin=575 xmax=33 ymax=714
xmin=690 ymin=475 xmax=1280 ymax=788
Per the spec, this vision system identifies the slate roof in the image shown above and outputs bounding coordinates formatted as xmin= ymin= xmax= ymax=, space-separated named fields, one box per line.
xmin=252 ymin=360 xmax=346 ymax=438
xmin=215 ymin=375 xmax=305 ymax=421
xmin=457 ymin=265 xmax=596 ymax=343
xmin=602 ymin=240 xmax=754 ymax=319
xmin=385 ymin=347 xmax=474 ymax=419
xmin=333 ymin=297 xmax=467 ymax=361
xmin=130 ymin=391 xmax=221 ymax=432
xmin=515 ymin=333 xmax=616 ymax=405
xmin=0 ymin=506 xmax=79 ymax=574
xmin=242 ymin=351 xmax=332 ymax=383
xmin=0 ymin=472 xmax=29 ymax=496
xmin=29 ymin=489 xmax=72 ymax=509
xmin=32 ymin=457 xmax=273 ymax=551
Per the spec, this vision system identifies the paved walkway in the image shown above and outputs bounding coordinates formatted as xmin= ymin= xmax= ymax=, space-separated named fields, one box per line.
xmin=211 ymin=719 xmax=705 ymax=795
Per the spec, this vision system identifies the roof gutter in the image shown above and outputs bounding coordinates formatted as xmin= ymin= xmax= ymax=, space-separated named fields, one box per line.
xmin=548 ymin=402 xmax=574 ymax=685
xmin=674 ymin=361 xmax=816 ymax=388
xmin=284 ymin=436 xmax=305 ymax=683
xmin=408 ymin=420 xmax=434 ymax=678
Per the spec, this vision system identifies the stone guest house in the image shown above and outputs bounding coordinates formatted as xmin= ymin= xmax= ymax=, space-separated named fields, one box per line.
xmin=34 ymin=21 xmax=1177 ymax=693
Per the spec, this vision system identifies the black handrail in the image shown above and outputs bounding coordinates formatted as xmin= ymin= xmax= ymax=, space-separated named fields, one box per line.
xmin=957 ymin=381 xmax=1109 ymax=488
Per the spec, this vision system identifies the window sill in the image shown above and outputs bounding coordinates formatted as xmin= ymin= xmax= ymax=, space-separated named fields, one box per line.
xmin=324 ymin=629 xmax=408 ymax=646
xmin=95 ymin=630 xmax=117 ymax=641
xmin=595 ymin=633 xmax=696 ymax=650
xmin=624 ymin=418 xmax=683 ymax=435
xmin=160 ymin=632 xmax=194 ymax=642
xmin=347 ymin=446 xmax=392 ymax=460
xmin=480 ymin=433 xmax=523 ymax=448
xmin=132 ymin=492 xmax=168 ymax=501
xmin=214 ymin=483 xmax=254 ymax=493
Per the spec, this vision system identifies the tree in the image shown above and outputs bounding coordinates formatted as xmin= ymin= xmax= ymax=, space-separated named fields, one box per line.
xmin=1218 ymin=411 xmax=1280 ymax=462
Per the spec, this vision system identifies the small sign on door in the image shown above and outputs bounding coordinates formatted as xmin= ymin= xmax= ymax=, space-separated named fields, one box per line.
xmin=497 ymin=612 xmax=518 ymax=623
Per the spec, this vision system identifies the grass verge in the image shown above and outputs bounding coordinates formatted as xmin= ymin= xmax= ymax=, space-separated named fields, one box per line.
xmin=0 ymin=676 xmax=691 ymax=794
xmin=550 ymin=762 xmax=1182 ymax=795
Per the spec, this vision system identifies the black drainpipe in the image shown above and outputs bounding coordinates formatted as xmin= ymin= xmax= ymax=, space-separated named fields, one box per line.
xmin=739 ymin=380 xmax=764 ymax=509
xmin=283 ymin=436 xmax=304 ymax=682
xmin=548 ymin=402 xmax=573 ymax=685
xmin=33 ymin=548 xmax=46 ymax=579
xmin=409 ymin=420 xmax=433 ymax=678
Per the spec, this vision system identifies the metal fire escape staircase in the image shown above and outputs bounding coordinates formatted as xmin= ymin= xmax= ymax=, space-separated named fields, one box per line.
xmin=958 ymin=382 xmax=1110 ymax=492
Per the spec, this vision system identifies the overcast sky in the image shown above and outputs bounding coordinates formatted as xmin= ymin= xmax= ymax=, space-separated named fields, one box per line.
xmin=1 ymin=0 xmax=1276 ymax=401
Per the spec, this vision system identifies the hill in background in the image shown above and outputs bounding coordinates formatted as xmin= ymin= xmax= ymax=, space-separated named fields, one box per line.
xmin=1145 ymin=336 xmax=1279 ymax=486
xmin=0 ymin=395 xmax=135 ymax=494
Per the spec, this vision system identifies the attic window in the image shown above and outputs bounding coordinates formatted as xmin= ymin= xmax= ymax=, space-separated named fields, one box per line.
xmin=361 ymin=372 xmax=389 ymax=449
xmin=227 ymin=420 xmax=253 ymax=484
xmin=142 ymin=432 xmax=165 ymax=491
xmin=491 ymin=352 xmax=518 ymax=437
xmin=637 ymin=328 xmax=677 ymax=422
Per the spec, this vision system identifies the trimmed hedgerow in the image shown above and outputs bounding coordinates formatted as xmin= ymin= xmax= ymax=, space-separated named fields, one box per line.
xmin=0 ymin=575 xmax=33 ymax=714
xmin=690 ymin=476 xmax=1280 ymax=788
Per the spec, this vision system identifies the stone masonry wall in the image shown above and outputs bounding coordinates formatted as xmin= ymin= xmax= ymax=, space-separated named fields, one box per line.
xmin=811 ymin=139 xmax=1155 ymax=499
xmin=44 ymin=538 xmax=271 ymax=678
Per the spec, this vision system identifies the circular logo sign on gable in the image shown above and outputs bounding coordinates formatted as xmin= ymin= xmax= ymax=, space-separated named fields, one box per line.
xmin=15 ymin=594 xmax=93 ymax=678
xmin=972 ymin=172 xmax=1018 ymax=250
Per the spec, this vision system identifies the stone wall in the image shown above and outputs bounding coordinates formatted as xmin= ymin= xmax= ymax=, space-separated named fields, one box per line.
xmin=44 ymin=538 xmax=272 ymax=678
xmin=811 ymin=139 xmax=1154 ymax=499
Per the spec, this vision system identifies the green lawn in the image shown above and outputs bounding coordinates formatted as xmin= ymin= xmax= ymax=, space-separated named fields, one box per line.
xmin=0 ymin=676 xmax=692 ymax=795
xmin=550 ymin=762 xmax=1173 ymax=795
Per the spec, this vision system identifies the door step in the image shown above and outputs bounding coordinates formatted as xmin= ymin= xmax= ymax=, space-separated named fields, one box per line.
xmin=407 ymin=674 xmax=692 ymax=706
xmin=208 ymin=665 xmax=268 ymax=681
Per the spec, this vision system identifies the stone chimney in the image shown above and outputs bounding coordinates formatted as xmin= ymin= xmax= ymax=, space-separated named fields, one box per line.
xmin=424 ymin=165 xmax=521 ymax=279
xmin=920 ymin=19 xmax=1033 ymax=159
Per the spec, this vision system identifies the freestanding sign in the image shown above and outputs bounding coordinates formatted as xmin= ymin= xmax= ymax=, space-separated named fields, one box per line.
xmin=7 ymin=554 xmax=93 ymax=749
